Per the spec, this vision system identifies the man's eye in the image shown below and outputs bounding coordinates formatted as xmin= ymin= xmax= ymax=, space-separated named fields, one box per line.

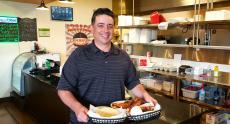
xmin=97 ymin=24 xmax=104 ymax=28
xmin=108 ymin=25 xmax=114 ymax=29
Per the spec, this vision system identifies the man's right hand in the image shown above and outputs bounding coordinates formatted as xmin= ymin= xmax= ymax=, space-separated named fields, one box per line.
xmin=75 ymin=105 xmax=89 ymax=122
xmin=57 ymin=90 xmax=89 ymax=123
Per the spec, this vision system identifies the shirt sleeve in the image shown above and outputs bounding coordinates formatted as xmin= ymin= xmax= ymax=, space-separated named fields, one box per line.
xmin=125 ymin=58 xmax=140 ymax=90
xmin=57 ymin=50 xmax=79 ymax=92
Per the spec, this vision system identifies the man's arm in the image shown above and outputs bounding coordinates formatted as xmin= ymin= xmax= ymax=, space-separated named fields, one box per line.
xmin=58 ymin=90 xmax=89 ymax=122
xmin=131 ymin=84 xmax=157 ymax=105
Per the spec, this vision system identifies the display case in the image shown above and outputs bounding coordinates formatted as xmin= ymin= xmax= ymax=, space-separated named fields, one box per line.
xmin=11 ymin=52 xmax=36 ymax=96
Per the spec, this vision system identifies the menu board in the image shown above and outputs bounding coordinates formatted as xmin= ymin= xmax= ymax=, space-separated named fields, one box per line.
xmin=18 ymin=18 xmax=37 ymax=41
xmin=0 ymin=16 xmax=19 ymax=42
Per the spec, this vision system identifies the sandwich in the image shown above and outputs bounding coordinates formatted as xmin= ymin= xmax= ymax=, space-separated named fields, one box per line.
xmin=96 ymin=106 xmax=119 ymax=117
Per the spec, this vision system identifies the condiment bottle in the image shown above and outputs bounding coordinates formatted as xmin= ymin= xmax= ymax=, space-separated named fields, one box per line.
xmin=213 ymin=66 xmax=219 ymax=77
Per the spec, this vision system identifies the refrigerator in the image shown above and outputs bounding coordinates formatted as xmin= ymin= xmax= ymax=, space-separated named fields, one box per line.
xmin=11 ymin=52 xmax=36 ymax=96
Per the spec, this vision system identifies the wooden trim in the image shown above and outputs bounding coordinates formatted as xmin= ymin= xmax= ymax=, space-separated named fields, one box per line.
xmin=5 ymin=0 xmax=56 ymax=4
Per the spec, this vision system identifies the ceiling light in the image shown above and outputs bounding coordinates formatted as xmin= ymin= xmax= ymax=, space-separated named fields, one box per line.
xmin=59 ymin=0 xmax=75 ymax=4
xmin=36 ymin=0 xmax=49 ymax=10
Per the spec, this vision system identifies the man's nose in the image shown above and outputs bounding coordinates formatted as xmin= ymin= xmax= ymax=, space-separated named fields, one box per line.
xmin=102 ymin=26 xmax=110 ymax=32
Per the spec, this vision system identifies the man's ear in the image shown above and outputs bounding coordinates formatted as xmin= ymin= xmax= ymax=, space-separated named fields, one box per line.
xmin=89 ymin=25 xmax=93 ymax=33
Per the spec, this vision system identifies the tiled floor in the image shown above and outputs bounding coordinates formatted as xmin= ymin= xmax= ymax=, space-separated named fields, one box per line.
xmin=0 ymin=102 xmax=37 ymax=124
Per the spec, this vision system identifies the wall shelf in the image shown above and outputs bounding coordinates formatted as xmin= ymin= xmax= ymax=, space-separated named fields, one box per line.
xmin=123 ymin=42 xmax=230 ymax=50
xmin=119 ymin=20 xmax=230 ymax=29
xmin=138 ymin=68 xmax=230 ymax=111
xmin=146 ymin=87 xmax=174 ymax=98
xmin=180 ymin=97 xmax=230 ymax=112
xmin=138 ymin=68 xmax=230 ymax=88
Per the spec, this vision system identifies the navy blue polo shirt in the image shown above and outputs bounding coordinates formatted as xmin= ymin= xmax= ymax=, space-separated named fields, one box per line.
xmin=57 ymin=41 xmax=140 ymax=123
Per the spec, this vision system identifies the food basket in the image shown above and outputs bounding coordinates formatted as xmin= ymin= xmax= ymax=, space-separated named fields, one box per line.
xmin=89 ymin=117 xmax=126 ymax=124
xmin=128 ymin=103 xmax=161 ymax=121
xmin=128 ymin=110 xmax=161 ymax=121
xmin=88 ymin=105 xmax=127 ymax=124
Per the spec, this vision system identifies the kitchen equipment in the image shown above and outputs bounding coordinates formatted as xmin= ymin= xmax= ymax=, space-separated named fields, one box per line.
xmin=185 ymin=37 xmax=200 ymax=45
xmin=179 ymin=65 xmax=192 ymax=75
xmin=150 ymin=12 xmax=166 ymax=24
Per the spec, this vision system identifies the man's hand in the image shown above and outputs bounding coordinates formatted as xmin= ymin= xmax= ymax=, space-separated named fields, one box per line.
xmin=131 ymin=84 xmax=158 ymax=106
xmin=143 ymin=92 xmax=158 ymax=106
xmin=57 ymin=90 xmax=89 ymax=123
xmin=75 ymin=105 xmax=89 ymax=122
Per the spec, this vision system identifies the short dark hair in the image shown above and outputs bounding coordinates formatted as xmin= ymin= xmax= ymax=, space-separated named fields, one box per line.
xmin=91 ymin=8 xmax=114 ymax=24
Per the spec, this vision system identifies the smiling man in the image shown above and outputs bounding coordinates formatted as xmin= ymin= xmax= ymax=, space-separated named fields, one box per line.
xmin=57 ymin=8 xmax=157 ymax=124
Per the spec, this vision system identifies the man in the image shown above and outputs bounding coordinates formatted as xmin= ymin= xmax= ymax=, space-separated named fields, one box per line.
xmin=57 ymin=8 xmax=157 ymax=124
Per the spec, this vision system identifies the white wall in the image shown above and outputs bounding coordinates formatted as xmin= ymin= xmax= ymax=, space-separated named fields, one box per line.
xmin=0 ymin=0 xmax=112 ymax=98
xmin=0 ymin=43 xmax=19 ymax=98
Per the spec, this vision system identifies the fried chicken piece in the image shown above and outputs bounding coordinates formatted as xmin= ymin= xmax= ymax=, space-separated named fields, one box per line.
xmin=140 ymin=106 xmax=154 ymax=112
xmin=112 ymin=100 xmax=132 ymax=109
xmin=130 ymin=98 xmax=144 ymax=107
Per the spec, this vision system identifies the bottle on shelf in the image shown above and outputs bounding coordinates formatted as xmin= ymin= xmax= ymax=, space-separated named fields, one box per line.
xmin=213 ymin=65 xmax=219 ymax=77
xmin=207 ymin=65 xmax=212 ymax=77
xmin=199 ymin=83 xmax=205 ymax=101
xmin=213 ymin=88 xmax=220 ymax=105
xmin=146 ymin=51 xmax=152 ymax=66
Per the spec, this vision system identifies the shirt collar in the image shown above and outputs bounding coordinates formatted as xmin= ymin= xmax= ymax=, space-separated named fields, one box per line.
xmin=90 ymin=40 xmax=119 ymax=55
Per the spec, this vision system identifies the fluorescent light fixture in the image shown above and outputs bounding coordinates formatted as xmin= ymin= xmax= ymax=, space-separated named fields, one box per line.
xmin=36 ymin=0 xmax=49 ymax=10
xmin=59 ymin=0 xmax=75 ymax=4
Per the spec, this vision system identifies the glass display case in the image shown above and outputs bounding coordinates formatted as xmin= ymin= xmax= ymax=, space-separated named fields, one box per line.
xmin=11 ymin=52 xmax=36 ymax=96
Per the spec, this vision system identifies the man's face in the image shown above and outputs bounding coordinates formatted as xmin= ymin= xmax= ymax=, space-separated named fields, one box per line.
xmin=91 ymin=14 xmax=114 ymax=45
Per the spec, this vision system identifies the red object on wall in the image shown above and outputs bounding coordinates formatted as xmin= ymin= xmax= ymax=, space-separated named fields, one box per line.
xmin=150 ymin=11 xmax=166 ymax=24
xmin=139 ymin=59 xmax=147 ymax=66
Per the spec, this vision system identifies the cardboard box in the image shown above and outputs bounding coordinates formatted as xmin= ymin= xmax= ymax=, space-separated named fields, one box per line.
xmin=206 ymin=112 xmax=225 ymax=124
xmin=163 ymin=81 xmax=172 ymax=92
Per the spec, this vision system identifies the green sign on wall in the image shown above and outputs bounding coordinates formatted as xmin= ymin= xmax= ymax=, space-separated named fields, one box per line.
xmin=0 ymin=16 xmax=19 ymax=42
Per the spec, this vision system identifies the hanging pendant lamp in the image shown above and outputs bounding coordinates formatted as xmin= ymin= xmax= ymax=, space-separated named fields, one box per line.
xmin=36 ymin=0 xmax=49 ymax=10
xmin=59 ymin=0 xmax=75 ymax=4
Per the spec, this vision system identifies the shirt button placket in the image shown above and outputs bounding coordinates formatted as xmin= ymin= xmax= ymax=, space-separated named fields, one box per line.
xmin=104 ymin=60 xmax=109 ymax=85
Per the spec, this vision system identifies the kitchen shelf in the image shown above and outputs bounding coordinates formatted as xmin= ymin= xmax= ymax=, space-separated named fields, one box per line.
xmin=138 ymin=67 xmax=230 ymax=111
xmin=146 ymin=87 xmax=174 ymax=98
xmin=180 ymin=97 xmax=230 ymax=112
xmin=123 ymin=43 xmax=230 ymax=50
xmin=193 ymin=45 xmax=230 ymax=50
xmin=178 ymin=72 xmax=230 ymax=88
xmin=120 ymin=18 xmax=230 ymax=111
xmin=119 ymin=20 xmax=230 ymax=29
xmin=138 ymin=67 xmax=230 ymax=88
xmin=138 ymin=68 xmax=178 ymax=78
xmin=123 ymin=42 xmax=191 ymax=48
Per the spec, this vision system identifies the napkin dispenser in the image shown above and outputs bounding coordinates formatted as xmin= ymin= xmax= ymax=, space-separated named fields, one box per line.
xmin=179 ymin=65 xmax=192 ymax=75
